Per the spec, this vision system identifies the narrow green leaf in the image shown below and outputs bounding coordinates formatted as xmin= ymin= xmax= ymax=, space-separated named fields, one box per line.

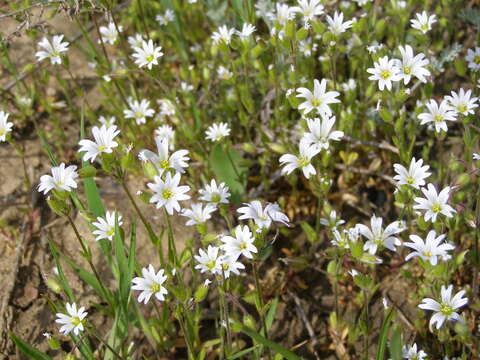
xmin=375 ymin=308 xmax=395 ymax=360
xmin=389 ymin=326 xmax=403 ymax=360
xmin=232 ymin=321 xmax=303 ymax=360
xmin=227 ymin=345 xmax=261 ymax=360
xmin=10 ymin=333 xmax=52 ymax=360
xmin=265 ymin=297 xmax=279 ymax=331
xmin=48 ymin=239 xmax=74 ymax=302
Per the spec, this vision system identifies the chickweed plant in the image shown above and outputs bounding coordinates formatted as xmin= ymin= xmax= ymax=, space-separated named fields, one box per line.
xmin=1 ymin=0 xmax=480 ymax=359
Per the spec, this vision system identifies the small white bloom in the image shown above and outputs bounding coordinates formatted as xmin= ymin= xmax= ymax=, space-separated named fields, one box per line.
xmin=405 ymin=230 xmax=454 ymax=266
xmin=124 ymin=98 xmax=155 ymax=125
xmin=92 ymin=211 xmax=123 ymax=241
xmin=473 ymin=153 xmax=480 ymax=160
xmin=410 ymin=11 xmax=436 ymax=34
xmin=147 ymin=172 xmax=191 ymax=215
xmin=445 ymin=88 xmax=478 ymax=116
xmin=181 ymin=203 xmax=217 ymax=226
xmin=341 ymin=78 xmax=357 ymax=92
xmin=221 ymin=225 xmax=257 ymax=259
xmin=303 ymin=116 xmax=344 ymax=150
xmin=279 ymin=139 xmax=320 ymax=179
xmin=291 ymin=0 xmax=324 ymax=25
xmin=127 ymin=33 xmax=145 ymax=48
xmin=55 ymin=303 xmax=88 ymax=336
xmin=326 ymin=11 xmax=354 ymax=36
xmin=0 ymin=111 xmax=13 ymax=141
xmin=35 ymin=35 xmax=69 ymax=65
xmin=99 ymin=115 xmax=116 ymax=127
xmin=155 ymin=125 xmax=175 ymax=145
xmin=218 ymin=66 xmax=233 ymax=80
xmin=357 ymin=215 xmax=405 ymax=254
xmin=237 ymin=23 xmax=256 ymax=39
xmin=296 ymin=78 xmax=341 ymax=116
xmin=466 ymin=47 xmax=480 ymax=72
xmin=212 ymin=25 xmax=236 ymax=45
xmin=158 ymin=99 xmax=176 ymax=117
xmin=394 ymin=45 xmax=431 ymax=84
xmin=331 ymin=228 xmax=349 ymax=249
xmin=367 ymin=56 xmax=402 ymax=91
xmin=418 ymin=99 xmax=457 ymax=133
xmin=131 ymin=264 xmax=168 ymax=304
xmin=99 ymin=22 xmax=122 ymax=45
xmin=237 ymin=200 xmax=289 ymax=231
xmin=194 ymin=245 xmax=222 ymax=274
xmin=320 ymin=210 xmax=345 ymax=228
xmin=78 ymin=125 xmax=120 ymax=163
xmin=219 ymin=255 xmax=245 ymax=278
xmin=418 ymin=285 xmax=468 ymax=330
xmin=402 ymin=343 xmax=427 ymax=360
xmin=206 ymin=122 xmax=231 ymax=142
xmin=413 ymin=183 xmax=456 ymax=222
xmin=199 ymin=179 xmax=231 ymax=204
xmin=38 ymin=163 xmax=78 ymax=195
xmin=268 ymin=3 xmax=296 ymax=25
xmin=393 ymin=157 xmax=431 ymax=189
xmin=156 ymin=9 xmax=175 ymax=25
xmin=132 ymin=40 xmax=163 ymax=70
xmin=139 ymin=136 xmax=189 ymax=176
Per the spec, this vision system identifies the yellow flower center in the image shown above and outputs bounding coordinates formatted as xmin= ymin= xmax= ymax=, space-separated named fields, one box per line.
xmin=440 ymin=303 xmax=453 ymax=315
xmin=420 ymin=24 xmax=429 ymax=31
xmin=150 ymin=283 xmax=161 ymax=293
xmin=159 ymin=159 xmax=170 ymax=169
xmin=162 ymin=189 xmax=173 ymax=199
xmin=431 ymin=203 xmax=442 ymax=213
xmin=106 ymin=227 xmax=115 ymax=237
xmin=423 ymin=251 xmax=433 ymax=258
xmin=71 ymin=316 xmax=83 ymax=327
xmin=0 ymin=129 xmax=5 ymax=136
xmin=298 ymin=156 xmax=310 ymax=168
xmin=211 ymin=193 xmax=221 ymax=203
xmin=98 ymin=145 xmax=107 ymax=152
xmin=135 ymin=111 xmax=143 ymax=118
xmin=239 ymin=242 xmax=247 ymax=250
xmin=406 ymin=176 xmax=415 ymax=185
xmin=206 ymin=260 xmax=217 ymax=269
xmin=380 ymin=70 xmax=391 ymax=80
xmin=403 ymin=66 xmax=411 ymax=75
xmin=434 ymin=114 xmax=443 ymax=122
xmin=458 ymin=104 xmax=467 ymax=113
xmin=311 ymin=98 xmax=322 ymax=107
xmin=475 ymin=56 xmax=480 ymax=64
xmin=146 ymin=54 xmax=155 ymax=63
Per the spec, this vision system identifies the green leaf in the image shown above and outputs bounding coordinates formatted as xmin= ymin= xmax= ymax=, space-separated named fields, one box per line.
xmin=265 ymin=296 xmax=279 ymax=331
xmin=375 ymin=308 xmax=395 ymax=360
xmin=210 ymin=144 xmax=246 ymax=203
xmin=389 ymin=326 xmax=403 ymax=360
xmin=48 ymin=239 xmax=74 ymax=302
xmin=232 ymin=321 xmax=303 ymax=360
xmin=227 ymin=345 xmax=261 ymax=360
xmin=115 ymin=215 xmax=133 ymax=317
xmin=10 ymin=333 xmax=52 ymax=360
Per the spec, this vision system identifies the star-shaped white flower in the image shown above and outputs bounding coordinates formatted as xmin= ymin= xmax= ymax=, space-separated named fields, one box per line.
xmin=418 ymin=99 xmax=457 ymax=133
xmin=38 ymin=163 xmax=78 ymax=195
xmin=393 ymin=157 xmax=431 ymax=189
xmin=0 ymin=111 xmax=13 ymax=142
xmin=55 ymin=302 xmax=88 ymax=336
xmin=36 ymin=35 xmax=69 ymax=65
xmin=279 ymin=139 xmax=320 ymax=178
xmin=78 ymin=125 xmax=120 ymax=163
xmin=92 ymin=211 xmax=123 ymax=241
xmin=367 ymin=56 xmax=402 ymax=91
xmin=132 ymin=39 xmax=163 ymax=70
xmin=124 ymin=98 xmax=155 ymax=125
xmin=405 ymin=230 xmax=454 ymax=266
xmin=296 ymin=79 xmax=341 ymax=116
xmin=303 ymin=115 xmax=344 ymax=150
xmin=221 ymin=225 xmax=257 ymax=260
xmin=131 ymin=264 xmax=168 ymax=304
xmin=413 ymin=183 xmax=456 ymax=222
xmin=147 ymin=172 xmax=191 ymax=215
xmin=357 ymin=215 xmax=405 ymax=254
xmin=139 ymin=136 xmax=189 ymax=176
xmin=394 ymin=45 xmax=431 ymax=84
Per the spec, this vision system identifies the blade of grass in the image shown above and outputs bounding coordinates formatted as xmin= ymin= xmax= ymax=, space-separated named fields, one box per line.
xmin=10 ymin=333 xmax=52 ymax=360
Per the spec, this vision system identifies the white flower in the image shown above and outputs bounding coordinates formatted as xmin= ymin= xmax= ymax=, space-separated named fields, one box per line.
xmin=221 ymin=225 xmax=257 ymax=259
xmin=402 ymin=343 xmax=427 ymax=360
xmin=180 ymin=203 xmax=217 ymax=226
xmin=124 ymin=98 xmax=155 ymax=125
xmin=405 ymin=230 xmax=454 ymax=266
xmin=155 ymin=125 xmax=175 ymax=145
xmin=198 ymin=179 xmax=231 ymax=204
xmin=139 ymin=137 xmax=189 ymax=176
xmin=268 ymin=3 xmax=296 ymax=25
xmin=367 ymin=56 xmax=402 ymax=91
xmin=127 ymin=33 xmax=145 ymax=48
xmin=218 ymin=66 xmax=233 ymax=80
xmin=194 ymin=245 xmax=222 ymax=274
xmin=219 ymin=255 xmax=245 ymax=278
xmin=357 ymin=215 xmax=405 ymax=254
xmin=418 ymin=99 xmax=457 ymax=133
xmin=92 ymin=211 xmax=123 ymax=241
xmin=156 ymin=9 xmax=175 ymax=25
xmin=445 ymin=88 xmax=478 ymax=116
xmin=353 ymin=0 xmax=371 ymax=5
xmin=0 ymin=111 xmax=13 ymax=141
xmin=38 ymin=163 xmax=78 ymax=195
xmin=237 ymin=200 xmax=289 ymax=231
xmin=212 ymin=25 xmax=236 ymax=45
xmin=237 ymin=23 xmax=256 ymax=39
xmin=418 ymin=285 xmax=468 ymax=330
xmin=279 ymin=139 xmax=320 ymax=178
xmin=291 ymin=0 xmax=324 ymax=24
xmin=413 ymin=184 xmax=456 ymax=222
xmin=35 ymin=35 xmax=69 ymax=65
xmin=206 ymin=122 xmax=231 ymax=142
xmin=410 ymin=11 xmax=436 ymax=34
xmin=78 ymin=125 xmax=120 ymax=163
xmin=394 ymin=45 xmax=431 ymax=84
xmin=159 ymin=99 xmax=176 ymax=117
xmin=326 ymin=11 xmax=354 ymax=36
xmin=99 ymin=22 xmax=122 ymax=45
xmin=320 ymin=210 xmax=345 ymax=228
xmin=99 ymin=115 xmax=116 ymax=127
xmin=131 ymin=264 xmax=168 ymax=304
xmin=296 ymin=79 xmax=341 ymax=116
xmin=474 ymin=153 xmax=480 ymax=160
xmin=393 ymin=157 xmax=431 ymax=189
xmin=341 ymin=79 xmax=356 ymax=92
xmin=55 ymin=303 xmax=88 ymax=336
xmin=147 ymin=172 xmax=191 ymax=215
xmin=331 ymin=228 xmax=350 ymax=249
xmin=132 ymin=40 xmax=163 ymax=70
xmin=303 ymin=116 xmax=344 ymax=150
xmin=466 ymin=47 xmax=480 ymax=72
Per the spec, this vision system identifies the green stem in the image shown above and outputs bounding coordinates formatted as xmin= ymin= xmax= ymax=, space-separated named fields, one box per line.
xmin=252 ymin=262 xmax=272 ymax=360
